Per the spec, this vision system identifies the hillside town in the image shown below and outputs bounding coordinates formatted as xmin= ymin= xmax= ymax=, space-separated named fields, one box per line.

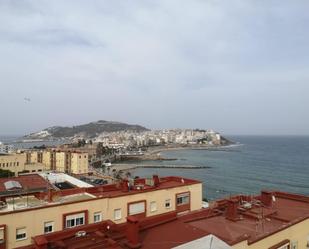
xmin=83 ymin=129 xmax=224 ymax=148
xmin=0 ymin=158 xmax=308 ymax=249
xmin=0 ymin=128 xmax=308 ymax=249
xmin=0 ymin=129 xmax=226 ymax=178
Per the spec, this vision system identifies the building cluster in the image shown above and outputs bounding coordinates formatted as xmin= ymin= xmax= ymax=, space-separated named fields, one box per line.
xmin=0 ymin=173 xmax=202 ymax=249
xmin=0 ymin=149 xmax=88 ymax=176
xmin=0 ymin=142 xmax=14 ymax=154
xmin=0 ymin=172 xmax=307 ymax=249
xmin=93 ymin=129 xmax=222 ymax=148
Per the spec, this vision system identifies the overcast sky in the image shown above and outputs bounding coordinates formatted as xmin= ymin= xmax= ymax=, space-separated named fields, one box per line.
xmin=0 ymin=0 xmax=309 ymax=136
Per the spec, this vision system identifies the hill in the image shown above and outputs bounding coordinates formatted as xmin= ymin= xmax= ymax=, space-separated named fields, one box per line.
xmin=24 ymin=120 xmax=149 ymax=140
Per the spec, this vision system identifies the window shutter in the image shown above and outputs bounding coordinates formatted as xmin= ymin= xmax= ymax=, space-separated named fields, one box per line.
xmin=129 ymin=202 xmax=145 ymax=215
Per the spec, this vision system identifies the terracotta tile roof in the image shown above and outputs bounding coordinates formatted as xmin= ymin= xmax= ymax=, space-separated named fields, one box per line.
xmin=16 ymin=191 xmax=309 ymax=249
xmin=0 ymin=174 xmax=50 ymax=192
xmin=140 ymin=191 xmax=309 ymax=247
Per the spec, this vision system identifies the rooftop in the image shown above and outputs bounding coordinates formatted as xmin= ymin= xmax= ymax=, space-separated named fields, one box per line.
xmin=16 ymin=191 xmax=309 ymax=249
xmin=0 ymin=174 xmax=201 ymax=214
xmin=0 ymin=174 xmax=52 ymax=195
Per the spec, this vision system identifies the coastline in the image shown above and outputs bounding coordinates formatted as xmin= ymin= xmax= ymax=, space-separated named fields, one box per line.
xmin=113 ymin=143 xmax=238 ymax=164
xmin=140 ymin=143 xmax=237 ymax=159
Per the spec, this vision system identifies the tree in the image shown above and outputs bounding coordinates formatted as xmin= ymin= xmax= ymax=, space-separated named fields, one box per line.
xmin=101 ymin=164 xmax=106 ymax=173
xmin=112 ymin=168 xmax=117 ymax=178
xmin=125 ymin=171 xmax=131 ymax=179
xmin=96 ymin=142 xmax=104 ymax=157
xmin=115 ymin=170 xmax=123 ymax=180
xmin=0 ymin=169 xmax=15 ymax=178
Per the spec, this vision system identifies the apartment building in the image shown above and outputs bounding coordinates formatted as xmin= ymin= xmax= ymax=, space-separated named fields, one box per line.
xmin=0 ymin=174 xmax=202 ymax=249
xmin=0 ymin=143 xmax=13 ymax=154
xmin=14 ymin=190 xmax=309 ymax=249
xmin=28 ymin=150 xmax=88 ymax=174
xmin=0 ymin=153 xmax=44 ymax=176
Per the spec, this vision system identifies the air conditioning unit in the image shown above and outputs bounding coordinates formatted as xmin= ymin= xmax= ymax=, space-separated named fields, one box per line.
xmin=75 ymin=231 xmax=86 ymax=237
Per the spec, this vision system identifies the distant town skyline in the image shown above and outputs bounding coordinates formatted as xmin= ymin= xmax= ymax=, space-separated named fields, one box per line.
xmin=1 ymin=1 xmax=309 ymax=136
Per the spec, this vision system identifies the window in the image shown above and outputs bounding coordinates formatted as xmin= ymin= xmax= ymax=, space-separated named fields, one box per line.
xmin=44 ymin=221 xmax=54 ymax=234
xmin=176 ymin=193 xmax=190 ymax=206
xmin=290 ymin=241 xmax=298 ymax=249
xmin=0 ymin=227 xmax=4 ymax=243
xmin=150 ymin=201 xmax=157 ymax=212
xmin=16 ymin=227 xmax=27 ymax=241
xmin=114 ymin=209 xmax=122 ymax=220
xmin=94 ymin=212 xmax=102 ymax=223
xmin=128 ymin=202 xmax=145 ymax=216
xmin=165 ymin=199 xmax=171 ymax=209
xmin=65 ymin=213 xmax=85 ymax=228
xmin=277 ymin=245 xmax=289 ymax=249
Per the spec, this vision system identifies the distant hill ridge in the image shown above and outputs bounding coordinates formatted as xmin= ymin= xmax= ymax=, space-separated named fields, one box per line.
xmin=25 ymin=120 xmax=149 ymax=139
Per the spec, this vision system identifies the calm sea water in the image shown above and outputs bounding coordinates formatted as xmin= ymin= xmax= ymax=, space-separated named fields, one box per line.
xmin=1 ymin=135 xmax=308 ymax=200
xmin=130 ymin=136 xmax=309 ymax=200
xmin=0 ymin=135 xmax=65 ymax=149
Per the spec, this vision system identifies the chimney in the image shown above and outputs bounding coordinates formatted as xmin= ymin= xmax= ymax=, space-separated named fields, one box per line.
xmin=33 ymin=235 xmax=48 ymax=249
xmin=125 ymin=216 xmax=141 ymax=248
xmin=122 ymin=179 xmax=129 ymax=192
xmin=226 ymin=199 xmax=239 ymax=221
xmin=261 ymin=191 xmax=273 ymax=207
xmin=47 ymin=189 xmax=53 ymax=202
xmin=153 ymin=175 xmax=160 ymax=187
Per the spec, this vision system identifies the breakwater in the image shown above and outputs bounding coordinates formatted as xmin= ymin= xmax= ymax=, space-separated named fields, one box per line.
xmin=110 ymin=163 xmax=210 ymax=171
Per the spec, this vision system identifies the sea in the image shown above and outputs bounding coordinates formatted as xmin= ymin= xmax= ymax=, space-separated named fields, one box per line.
xmin=129 ymin=136 xmax=309 ymax=200
xmin=0 ymin=135 xmax=65 ymax=149
xmin=1 ymin=135 xmax=308 ymax=201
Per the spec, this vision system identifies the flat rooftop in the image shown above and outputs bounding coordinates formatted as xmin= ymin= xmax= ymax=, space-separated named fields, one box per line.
xmin=0 ymin=174 xmax=201 ymax=214
xmin=139 ymin=191 xmax=309 ymax=248
xmin=16 ymin=191 xmax=309 ymax=249
xmin=0 ymin=174 xmax=52 ymax=195
xmin=86 ymin=176 xmax=201 ymax=198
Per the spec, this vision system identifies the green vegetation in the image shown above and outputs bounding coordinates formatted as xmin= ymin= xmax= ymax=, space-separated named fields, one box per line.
xmin=96 ymin=142 xmax=118 ymax=157
xmin=28 ymin=120 xmax=149 ymax=138
xmin=0 ymin=169 xmax=15 ymax=178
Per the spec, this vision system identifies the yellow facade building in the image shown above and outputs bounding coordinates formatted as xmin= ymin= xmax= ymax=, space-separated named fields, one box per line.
xmin=31 ymin=150 xmax=89 ymax=174
xmin=0 ymin=153 xmax=44 ymax=176
xmin=0 ymin=174 xmax=202 ymax=249
xmin=4 ymin=184 xmax=308 ymax=249
xmin=0 ymin=149 xmax=88 ymax=176
xmin=0 ymin=149 xmax=89 ymax=176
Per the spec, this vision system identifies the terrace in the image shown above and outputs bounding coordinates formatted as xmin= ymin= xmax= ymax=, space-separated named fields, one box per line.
xmin=16 ymin=191 xmax=309 ymax=249
xmin=0 ymin=173 xmax=201 ymax=214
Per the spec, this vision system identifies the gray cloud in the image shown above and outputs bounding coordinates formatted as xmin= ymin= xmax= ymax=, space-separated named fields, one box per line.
xmin=0 ymin=0 xmax=309 ymax=135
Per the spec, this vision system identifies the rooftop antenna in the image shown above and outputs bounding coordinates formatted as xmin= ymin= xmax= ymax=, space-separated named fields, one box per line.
xmin=261 ymin=207 xmax=265 ymax=233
